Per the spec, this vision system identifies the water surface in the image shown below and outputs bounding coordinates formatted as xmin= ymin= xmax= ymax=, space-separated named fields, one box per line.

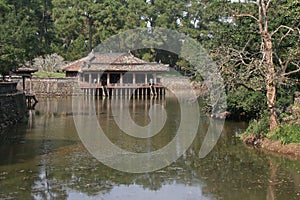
xmin=0 ymin=96 xmax=299 ymax=200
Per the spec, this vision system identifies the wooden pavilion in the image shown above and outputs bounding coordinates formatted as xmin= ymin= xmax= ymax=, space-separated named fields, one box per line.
xmin=63 ymin=52 xmax=169 ymax=96
xmin=12 ymin=67 xmax=38 ymax=108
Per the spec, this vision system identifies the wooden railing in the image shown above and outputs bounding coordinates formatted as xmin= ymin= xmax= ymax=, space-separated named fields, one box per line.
xmin=79 ymin=82 xmax=164 ymax=88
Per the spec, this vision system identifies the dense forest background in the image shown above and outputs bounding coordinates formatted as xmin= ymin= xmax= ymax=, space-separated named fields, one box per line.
xmin=0 ymin=0 xmax=299 ymax=124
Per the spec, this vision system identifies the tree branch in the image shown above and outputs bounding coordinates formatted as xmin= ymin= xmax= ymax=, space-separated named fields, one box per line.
xmin=236 ymin=81 xmax=264 ymax=92
xmin=266 ymin=0 xmax=272 ymax=11
xmin=233 ymin=13 xmax=258 ymax=21
xmin=261 ymin=0 xmax=268 ymax=32
xmin=271 ymin=25 xmax=294 ymax=36
xmin=282 ymin=64 xmax=300 ymax=76
xmin=257 ymin=0 xmax=264 ymax=34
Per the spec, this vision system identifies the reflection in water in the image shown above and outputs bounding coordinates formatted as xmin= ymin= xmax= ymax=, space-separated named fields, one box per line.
xmin=267 ymin=160 xmax=277 ymax=200
xmin=0 ymin=97 xmax=299 ymax=200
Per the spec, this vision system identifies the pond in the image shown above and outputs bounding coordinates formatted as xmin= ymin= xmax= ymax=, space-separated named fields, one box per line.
xmin=0 ymin=95 xmax=299 ymax=200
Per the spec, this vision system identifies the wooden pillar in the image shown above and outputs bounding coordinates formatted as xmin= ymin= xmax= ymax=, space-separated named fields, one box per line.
xmin=29 ymin=78 xmax=32 ymax=94
xmin=22 ymin=76 xmax=26 ymax=92
xmin=97 ymin=73 xmax=100 ymax=85
xmin=133 ymin=73 xmax=136 ymax=84
xmin=153 ymin=73 xmax=157 ymax=84
xmin=145 ymin=73 xmax=148 ymax=84
xmin=107 ymin=72 xmax=110 ymax=85
xmin=120 ymin=73 xmax=123 ymax=86
xmin=89 ymin=73 xmax=92 ymax=84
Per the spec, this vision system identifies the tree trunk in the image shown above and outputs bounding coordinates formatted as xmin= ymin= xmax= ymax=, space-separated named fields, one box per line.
xmin=264 ymin=34 xmax=279 ymax=131
xmin=88 ymin=17 xmax=93 ymax=52
xmin=266 ymin=77 xmax=279 ymax=131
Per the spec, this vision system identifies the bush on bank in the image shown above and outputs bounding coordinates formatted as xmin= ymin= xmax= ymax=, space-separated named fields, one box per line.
xmin=243 ymin=112 xmax=300 ymax=145
xmin=268 ymin=124 xmax=300 ymax=145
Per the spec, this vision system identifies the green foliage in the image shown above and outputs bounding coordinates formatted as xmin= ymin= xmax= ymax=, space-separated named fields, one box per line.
xmin=0 ymin=0 xmax=55 ymax=77
xmin=244 ymin=112 xmax=270 ymax=136
xmin=268 ymin=124 xmax=300 ymax=144
xmin=227 ymin=86 xmax=267 ymax=118
xmin=0 ymin=3 xmax=26 ymax=76
xmin=276 ymin=85 xmax=297 ymax=111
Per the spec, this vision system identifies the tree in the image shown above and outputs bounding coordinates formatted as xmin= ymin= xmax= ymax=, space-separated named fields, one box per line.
xmin=51 ymin=0 xmax=88 ymax=60
xmin=0 ymin=0 xmax=40 ymax=79
xmin=31 ymin=53 xmax=65 ymax=72
xmin=207 ymin=0 xmax=299 ymax=131
xmin=52 ymin=0 xmax=128 ymax=61
xmin=123 ymin=0 xmax=148 ymax=29
xmin=35 ymin=0 xmax=55 ymax=54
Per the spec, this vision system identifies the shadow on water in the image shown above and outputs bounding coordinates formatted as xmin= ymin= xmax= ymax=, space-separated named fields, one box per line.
xmin=0 ymin=97 xmax=299 ymax=200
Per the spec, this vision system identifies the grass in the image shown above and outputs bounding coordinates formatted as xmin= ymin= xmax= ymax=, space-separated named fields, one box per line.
xmin=33 ymin=72 xmax=65 ymax=78
xmin=243 ymin=112 xmax=270 ymax=137
xmin=268 ymin=124 xmax=300 ymax=144
xmin=243 ymin=115 xmax=300 ymax=144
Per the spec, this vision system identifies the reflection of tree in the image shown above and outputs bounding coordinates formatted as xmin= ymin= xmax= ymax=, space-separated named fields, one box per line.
xmin=267 ymin=160 xmax=277 ymax=200
xmin=32 ymin=161 xmax=68 ymax=200
xmin=1 ymin=131 xmax=299 ymax=199
xmin=1 ymin=97 xmax=300 ymax=199
xmin=135 ymin=173 xmax=164 ymax=191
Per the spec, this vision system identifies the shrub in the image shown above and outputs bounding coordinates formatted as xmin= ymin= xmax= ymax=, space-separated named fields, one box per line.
xmin=243 ymin=112 xmax=269 ymax=136
xmin=268 ymin=124 xmax=300 ymax=144
xmin=227 ymin=86 xmax=267 ymax=119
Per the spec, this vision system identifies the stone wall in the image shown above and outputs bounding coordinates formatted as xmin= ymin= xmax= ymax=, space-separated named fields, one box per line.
xmin=0 ymin=82 xmax=27 ymax=132
xmin=0 ymin=82 xmax=18 ymax=94
xmin=18 ymin=77 xmax=80 ymax=96
xmin=161 ymin=77 xmax=208 ymax=97
xmin=16 ymin=77 xmax=207 ymax=97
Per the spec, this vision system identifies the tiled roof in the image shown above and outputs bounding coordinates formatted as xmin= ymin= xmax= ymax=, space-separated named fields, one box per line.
xmin=82 ymin=63 xmax=169 ymax=72
xmin=12 ymin=67 xmax=38 ymax=77
xmin=90 ymin=53 xmax=147 ymax=64
xmin=62 ymin=56 xmax=89 ymax=72
xmin=62 ymin=52 xmax=169 ymax=72
xmin=13 ymin=67 xmax=38 ymax=73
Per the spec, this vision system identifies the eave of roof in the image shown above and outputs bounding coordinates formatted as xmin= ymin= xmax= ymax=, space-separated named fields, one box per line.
xmin=62 ymin=56 xmax=89 ymax=72
xmin=81 ymin=64 xmax=169 ymax=72
xmin=63 ymin=52 xmax=169 ymax=72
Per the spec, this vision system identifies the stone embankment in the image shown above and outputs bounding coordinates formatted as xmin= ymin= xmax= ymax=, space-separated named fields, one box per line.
xmin=17 ymin=77 xmax=208 ymax=97
xmin=18 ymin=77 xmax=80 ymax=96
xmin=0 ymin=82 xmax=27 ymax=132
xmin=161 ymin=77 xmax=208 ymax=97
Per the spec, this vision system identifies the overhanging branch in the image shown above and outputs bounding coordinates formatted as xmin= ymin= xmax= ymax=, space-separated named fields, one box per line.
xmin=233 ymin=13 xmax=258 ymax=22
xmin=271 ymin=25 xmax=294 ymax=37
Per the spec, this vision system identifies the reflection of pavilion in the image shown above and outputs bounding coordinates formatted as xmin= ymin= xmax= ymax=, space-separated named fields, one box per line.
xmin=63 ymin=52 xmax=169 ymax=96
